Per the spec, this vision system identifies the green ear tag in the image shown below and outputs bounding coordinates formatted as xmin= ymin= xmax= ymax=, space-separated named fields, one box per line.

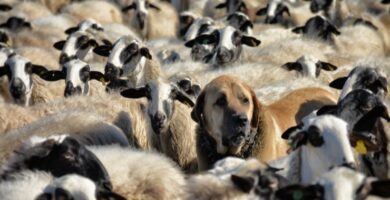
xmin=202 ymin=39 xmax=209 ymax=44
xmin=293 ymin=191 xmax=303 ymax=200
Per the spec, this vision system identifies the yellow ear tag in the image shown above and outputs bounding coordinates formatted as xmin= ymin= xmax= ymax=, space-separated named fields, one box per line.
xmin=100 ymin=77 xmax=107 ymax=86
xmin=355 ymin=140 xmax=367 ymax=154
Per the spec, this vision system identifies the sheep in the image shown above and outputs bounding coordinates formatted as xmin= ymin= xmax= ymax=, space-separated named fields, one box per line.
xmin=36 ymin=174 xmax=126 ymax=200
xmin=191 ymin=75 xmax=337 ymax=170
xmin=60 ymin=1 xmax=123 ymax=24
xmin=329 ymin=66 xmax=388 ymax=102
xmin=0 ymin=16 xmax=31 ymax=32
xmin=0 ymin=53 xmax=49 ymax=106
xmin=40 ymin=58 xmax=106 ymax=97
xmin=63 ymin=18 xmax=104 ymax=35
xmin=275 ymin=167 xmax=390 ymax=200
xmin=88 ymin=145 xmax=186 ymax=200
xmin=307 ymin=0 xmax=351 ymax=27
xmin=185 ymin=157 xmax=289 ymax=200
xmin=93 ymin=37 xmax=161 ymax=89
xmin=184 ymin=25 xmax=261 ymax=66
xmin=0 ymin=110 xmax=129 ymax=164
xmin=292 ymin=15 xmax=340 ymax=44
xmin=0 ymin=170 xmax=53 ymax=200
xmin=269 ymin=115 xmax=356 ymax=184
xmin=121 ymin=78 xmax=198 ymax=172
xmin=122 ymin=0 xmax=179 ymax=40
xmin=256 ymin=0 xmax=292 ymax=27
xmin=0 ymin=135 xmax=112 ymax=188
xmin=53 ymin=30 xmax=108 ymax=65
xmin=225 ymin=11 xmax=253 ymax=35
xmin=0 ymin=93 xmax=151 ymax=151
xmin=181 ymin=16 xmax=215 ymax=41
xmin=281 ymin=55 xmax=338 ymax=78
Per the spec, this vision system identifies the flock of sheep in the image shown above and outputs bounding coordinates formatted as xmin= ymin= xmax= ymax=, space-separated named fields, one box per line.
xmin=0 ymin=0 xmax=389 ymax=199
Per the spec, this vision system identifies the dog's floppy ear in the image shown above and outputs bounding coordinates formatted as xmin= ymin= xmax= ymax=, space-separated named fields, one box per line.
xmin=248 ymin=85 xmax=260 ymax=129
xmin=191 ymin=90 xmax=205 ymax=124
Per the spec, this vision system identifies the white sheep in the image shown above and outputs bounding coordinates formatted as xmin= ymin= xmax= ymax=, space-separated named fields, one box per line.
xmin=121 ymin=78 xmax=198 ymax=172
xmin=269 ymin=115 xmax=356 ymax=184
xmin=281 ymin=55 xmax=338 ymax=79
xmin=89 ymin=145 xmax=186 ymax=200
xmin=122 ymin=0 xmax=178 ymax=40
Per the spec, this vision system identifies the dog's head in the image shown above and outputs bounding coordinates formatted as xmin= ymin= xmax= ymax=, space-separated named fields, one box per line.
xmin=192 ymin=75 xmax=260 ymax=154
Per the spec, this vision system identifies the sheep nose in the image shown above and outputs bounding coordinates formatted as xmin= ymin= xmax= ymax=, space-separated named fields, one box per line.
xmin=10 ymin=78 xmax=26 ymax=98
xmin=59 ymin=53 xmax=70 ymax=65
xmin=104 ymin=63 xmax=118 ymax=81
xmin=64 ymin=81 xmax=82 ymax=97
xmin=216 ymin=47 xmax=232 ymax=63
xmin=233 ymin=113 xmax=248 ymax=127
xmin=137 ymin=13 xmax=146 ymax=29
xmin=154 ymin=112 xmax=166 ymax=124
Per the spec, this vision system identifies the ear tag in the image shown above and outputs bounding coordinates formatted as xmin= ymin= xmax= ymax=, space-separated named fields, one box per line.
xmin=202 ymin=39 xmax=209 ymax=44
xmin=100 ymin=77 xmax=107 ymax=86
xmin=251 ymin=40 xmax=257 ymax=47
xmin=355 ymin=140 xmax=367 ymax=154
xmin=293 ymin=191 xmax=303 ymax=200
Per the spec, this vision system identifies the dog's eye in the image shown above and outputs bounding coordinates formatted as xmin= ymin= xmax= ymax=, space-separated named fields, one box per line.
xmin=242 ymin=97 xmax=249 ymax=104
xmin=215 ymin=96 xmax=227 ymax=107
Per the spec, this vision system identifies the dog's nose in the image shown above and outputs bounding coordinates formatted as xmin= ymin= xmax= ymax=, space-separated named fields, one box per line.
xmin=233 ymin=113 xmax=248 ymax=126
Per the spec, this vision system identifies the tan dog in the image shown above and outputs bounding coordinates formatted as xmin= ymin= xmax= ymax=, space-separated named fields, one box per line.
xmin=192 ymin=75 xmax=337 ymax=170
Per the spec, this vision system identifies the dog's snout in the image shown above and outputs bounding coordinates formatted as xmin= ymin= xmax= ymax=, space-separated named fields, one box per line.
xmin=233 ymin=113 xmax=248 ymax=126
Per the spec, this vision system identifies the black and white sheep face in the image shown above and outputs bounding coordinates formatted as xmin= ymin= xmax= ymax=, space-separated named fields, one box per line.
xmin=310 ymin=0 xmax=333 ymax=13
xmin=40 ymin=59 xmax=105 ymax=97
xmin=54 ymin=31 xmax=98 ymax=65
xmin=1 ymin=136 xmax=111 ymax=189
xmin=292 ymin=16 xmax=340 ymax=42
xmin=0 ymin=54 xmax=48 ymax=106
xmin=226 ymin=12 xmax=253 ymax=35
xmin=121 ymin=79 xmax=195 ymax=134
xmin=256 ymin=0 xmax=290 ymax=25
xmin=282 ymin=115 xmax=355 ymax=172
xmin=0 ymin=16 xmax=31 ymax=32
xmin=215 ymin=0 xmax=247 ymax=15
xmin=122 ymin=0 xmax=161 ymax=31
xmin=37 ymin=174 xmax=126 ymax=200
xmin=276 ymin=167 xmax=390 ymax=200
xmin=329 ymin=67 xmax=388 ymax=101
xmin=186 ymin=26 xmax=260 ymax=66
xmin=64 ymin=18 xmax=104 ymax=35
xmin=281 ymin=55 xmax=337 ymax=78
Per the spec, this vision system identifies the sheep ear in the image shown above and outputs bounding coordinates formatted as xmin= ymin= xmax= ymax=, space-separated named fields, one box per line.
xmin=382 ymin=0 xmax=390 ymax=4
xmin=140 ymin=47 xmax=152 ymax=60
xmin=122 ymin=3 xmax=136 ymax=12
xmin=173 ymin=87 xmax=195 ymax=107
xmin=231 ymin=175 xmax=255 ymax=193
xmin=353 ymin=105 xmax=390 ymax=133
xmin=329 ymin=76 xmax=347 ymax=89
xmin=0 ymin=66 xmax=6 ymax=76
xmin=318 ymin=61 xmax=337 ymax=71
xmin=23 ymin=21 xmax=32 ymax=29
xmin=281 ymin=124 xmax=303 ymax=139
xmin=191 ymin=91 xmax=205 ymax=123
xmin=256 ymin=6 xmax=268 ymax=16
xmin=316 ymin=105 xmax=337 ymax=115
xmin=288 ymin=131 xmax=308 ymax=150
xmin=0 ymin=4 xmax=12 ymax=11
xmin=31 ymin=64 xmax=49 ymax=76
xmin=328 ymin=24 xmax=341 ymax=35
xmin=102 ymin=39 xmax=112 ymax=46
xmin=93 ymin=45 xmax=113 ymax=57
xmin=149 ymin=3 xmax=161 ymax=11
xmin=121 ymin=87 xmax=147 ymax=99
xmin=35 ymin=193 xmax=51 ymax=200
xmin=53 ymin=40 xmax=66 ymax=51
xmin=292 ymin=26 xmax=304 ymax=34
xmin=185 ymin=34 xmax=216 ymax=48
xmin=40 ymin=70 xmax=66 ymax=81
xmin=64 ymin=26 xmax=79 ymax=34
xmin=275 ymin=184 xmax=324 ymax=200
xmin=282 ymin=62 xmax=303 ymax=71
xmin=279 ymin=5 xmax=290 ymax=16
xmin=90 ymin=71 xmax=106 ymax=82
xmin=369 ymin=180 xmax=390 ymax=197
xmin=215 ymin=3 xmax=227 ymax=9
xmin=241 ymin=36 xmax=261 ymax=47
